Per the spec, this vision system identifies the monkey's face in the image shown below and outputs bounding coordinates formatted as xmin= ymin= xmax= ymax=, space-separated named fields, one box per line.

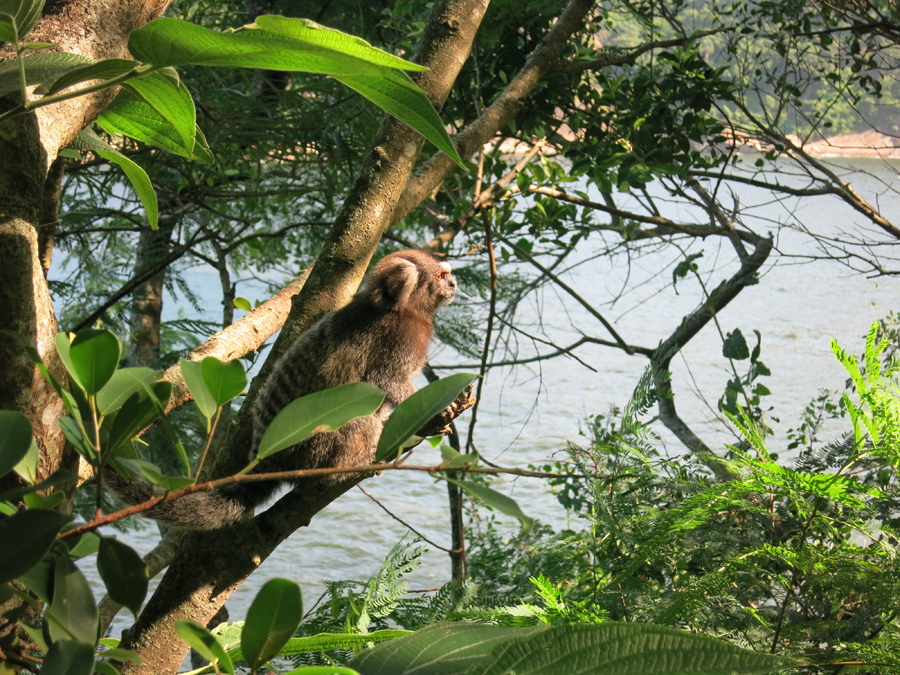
xmin=365 ymin=250 xmax=457 ymax=315
xmin=432 ymin=261 xmax=457 ymax=308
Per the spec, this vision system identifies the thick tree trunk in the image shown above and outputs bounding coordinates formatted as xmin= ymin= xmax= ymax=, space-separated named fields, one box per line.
xmin=0 ymin=0 xmax=171 ymax=650
xmin=0 ymin=0 xmax=172 ymax=447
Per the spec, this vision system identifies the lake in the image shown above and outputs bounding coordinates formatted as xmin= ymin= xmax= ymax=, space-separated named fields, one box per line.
xmin=81 ymin=158 xmax=900 ymax=636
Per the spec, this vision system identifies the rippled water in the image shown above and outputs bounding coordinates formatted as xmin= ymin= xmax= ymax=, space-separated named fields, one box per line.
xmin=85 ymin=159 xmax=900 ymax=637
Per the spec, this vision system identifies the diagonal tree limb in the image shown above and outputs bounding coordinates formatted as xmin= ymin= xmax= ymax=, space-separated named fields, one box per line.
xmin=650 ymin=231 xmax=773 ymax=479
xmin=391 ymin=0 xmax=597 ymax=226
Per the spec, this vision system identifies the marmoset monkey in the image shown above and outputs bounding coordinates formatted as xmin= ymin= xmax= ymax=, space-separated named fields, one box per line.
xmin=107 ymin=249 xmax=459 ymax=530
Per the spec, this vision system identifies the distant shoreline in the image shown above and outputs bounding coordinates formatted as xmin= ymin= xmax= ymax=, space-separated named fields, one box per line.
xmin=741 ymin=130 xmax=900 ymax=159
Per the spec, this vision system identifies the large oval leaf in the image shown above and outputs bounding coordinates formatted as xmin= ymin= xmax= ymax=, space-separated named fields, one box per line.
xmin=253 ymin=15 xmax=428 ymax=72
xmin=45 ymin=555 xmax=100 ymax=645
xmin=70 ymin=128 xmax=159 ymax=229
xmin=257 ymin=382 xmax=385 ymax=460
xmin=181 ymin=357 xmax=216 ymax=419
xmin=241 ymin=578 xmax=303 ymax=671
xmin=40 ymin=639 xmax=95 ymax=675
xmin=200 ymin=357 xmax=247 ymax=407
xmin=96 ymin=366 xmax=163 ymax=416
xmin=350 ymin=624 xmax=539 ymax=675
xmin=350 ymin=623 xmax=795 ymax=675
xmin=105 ymin=381 xmax=172 ymax=454
xmin=0 ymin=410 xmax=34 ymax=478
xmin=97 ymin=537 xmax=148 ymax=617
xmin=127 ymin=19 xmax=462 ymax=166
xmin=470 ymin=623 xmax=797 ymax=675
xmin=69 ymin=329 xmax=121 ymax=394
xmin=123 ymin=68 xmax=195 ymax=150
xmin=443 ymin=477 xmax=534 ymax=534
xmin=0 ymin=509 xmax=71 ymax=584
xmin=44 ymin=57 xmax=137 ymax=95
xmin=375 ymin=374 xmax=477 ymax=463
xmin=0 ymin=0 xmax=44 ymax=43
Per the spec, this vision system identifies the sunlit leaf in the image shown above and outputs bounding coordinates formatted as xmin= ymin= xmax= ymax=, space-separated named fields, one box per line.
xmin=375 ymin=374 xmax=477 ymax=462
xmin=257 ymin=383 xmax=385 ymax=460
xmin=69 ymin=329 xmax=121 ymax=394
xmin=69 ymin=127 xmax=158 ymax=229
xmin=443 ymin=477 xmax=534 ymax=534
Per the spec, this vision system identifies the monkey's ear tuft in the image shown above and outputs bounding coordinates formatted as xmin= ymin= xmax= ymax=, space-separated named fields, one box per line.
xmin=371 ymin=256 xmax=419 ymax=308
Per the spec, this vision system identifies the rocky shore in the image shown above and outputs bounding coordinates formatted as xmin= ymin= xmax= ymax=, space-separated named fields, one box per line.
xmin=796 ymin=130 xmax=900 ymax=158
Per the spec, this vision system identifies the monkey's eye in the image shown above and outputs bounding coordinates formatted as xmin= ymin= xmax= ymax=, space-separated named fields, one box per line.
xmin=438 ymin=270 xmax=452 ymax=280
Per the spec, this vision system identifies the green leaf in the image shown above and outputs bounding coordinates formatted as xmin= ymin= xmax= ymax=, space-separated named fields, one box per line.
xmin=113 ymin=458 xmax=193 ymax=492
xmin=98 ymin=648 xmax=142 ymax=665
xmin=200 ymin=357 xmax=247 ymax=407
xmin=439 ymin=445 xmax=478 ymax=469
xmin=65 ymin=531 xmax=101 ymax=558
xmin=225 ymin=630 xmax=409 ymax=665
xmin=444 ymin=477 xmax=534 ymax=534
xmin=60 ymin=417 xmax=96 ymax=461
xmin=40 ymin=639 xmax=95 ymax=675
xmin=130 ymin=17 xmax=411 ymax=73
xmin=0 ymin=509 xmax=70 ymax=584
xmin=69 ymin=127 xmax=158 ymax=229
xmin=69 ymin=329 xmax=121 ymax=395
xmin=45 ymin=555 xmax=100 ymax=645
xmin=96 ymin=367 xmax=163 ymax=416
xmin=252 ymin=15 xmax=428 ymax=72
xmin=42 ymin=57 xmax=136 ymax=95
xmin=123 ymin=68 xmax=196 ymax=150
xmin=0 ymin=51 xmax=91 ymax=98
xmin=0 ymin=468 xmax=77 ymax=502
xmin=105 ymin=381 xmax=172 ymax=454
xmin=335 ymin=72 xmax=463 ymax=167
xmin=282 ymin=668 xmax=360 ymax=675
xmin=97 ymin=90 xmax=206 ymax=160
xmin=94 ymin=663 xmax=120 ymax=675
xmin=257 ymin=382 xmax=385 ymax=460
xmin=241 ymin=578 xmax=303 ymax=671
xmin=97 ymin=537 xmax=148 ymax=617
xmin=233 ymin=297 xmax=252 ymax=311
xmin=375 ymin=374 xmax=477 ymax=463
xmin=350 ymin=623 xmax=794 ymax=675
xmin=180 ymin=358 xmax=217 ymax=420
xmin=0 ymin=410 xmax=34 ymax=478
xmin=175 ymin=620 xmax=234 ymax=675
xmin=723 ymin=329 xmax=750 ymax=361
xmin=127 ymin=19 xmax=461 ymax=165
xmin=0 ymin=0 xmax=45 ymax=44
xmin=350 ymin=624 xmax=539 ymax=674
xmin=16 ymin=559 xmax=52 ymax=602
xmin=470 ymin=623 xmax=796 ymax=675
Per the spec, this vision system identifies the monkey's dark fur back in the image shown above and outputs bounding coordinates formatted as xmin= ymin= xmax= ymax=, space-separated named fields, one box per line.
xmin=106 ymin=250 xmax=457 ymax=530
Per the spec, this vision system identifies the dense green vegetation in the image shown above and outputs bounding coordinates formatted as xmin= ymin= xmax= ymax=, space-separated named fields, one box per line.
xmin=1 ymin=0 xmax=899 ymax=672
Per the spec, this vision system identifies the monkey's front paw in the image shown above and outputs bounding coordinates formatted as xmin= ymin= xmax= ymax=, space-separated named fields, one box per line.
xmin=417 ymin=384 xmax=477 ymax=437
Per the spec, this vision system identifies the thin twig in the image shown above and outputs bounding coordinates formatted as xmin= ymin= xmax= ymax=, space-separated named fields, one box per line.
xmin=357 ymin=485 xmax=459 ymax=553
xmin=466 ymin=209 xmax=498 ymax=453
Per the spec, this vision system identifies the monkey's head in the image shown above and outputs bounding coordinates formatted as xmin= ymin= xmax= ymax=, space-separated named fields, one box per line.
xmin=363 ymin=249 xmax=457 ymax=315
